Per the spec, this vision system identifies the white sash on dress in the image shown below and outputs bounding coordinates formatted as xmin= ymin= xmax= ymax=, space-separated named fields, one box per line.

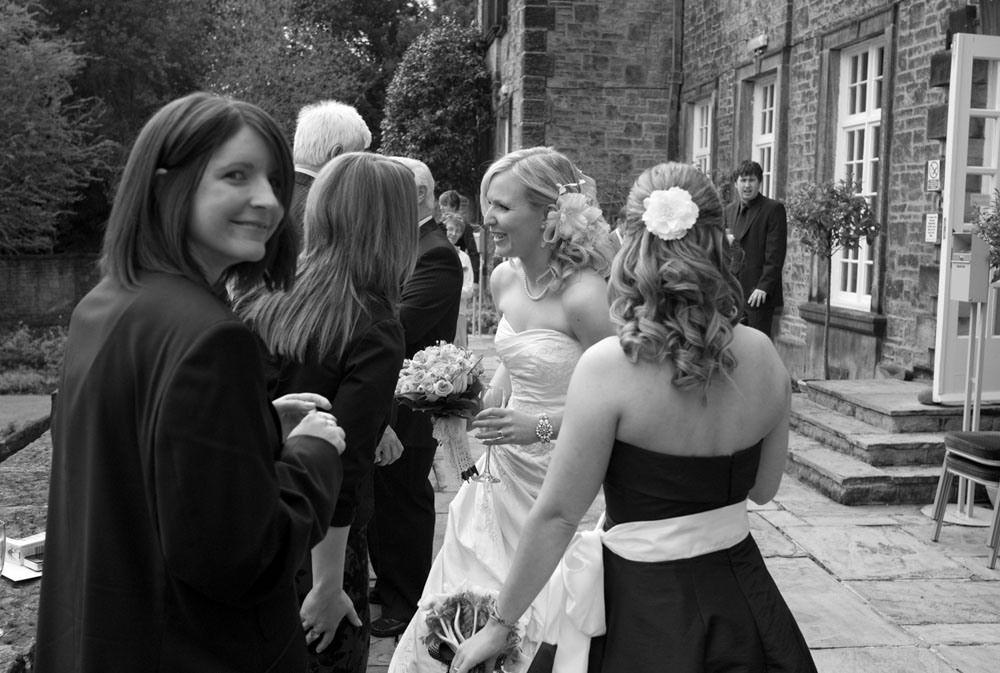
xmin=549 ymin=500 xmax=750 ymax=673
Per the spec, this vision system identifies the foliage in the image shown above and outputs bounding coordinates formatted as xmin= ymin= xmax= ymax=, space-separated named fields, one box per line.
xmin=974 ymin=189 xmax=1000 ymax=281
xmin=202 ymin=0 xmax=373 ymax=140
xmin=0 ymin=1 xmax=116 ymax=254
xmin=37 ymin=0 xmax=213 ymax=153
xmin=0 ymin=324 xmax=67 ymax=394
xmin=786 ymin=181 xmax=879 ymax=259
xmin=293 ymin=0 xmax=425 ymax=148
xmin=381 ymin=19 xmax=493 ymax=200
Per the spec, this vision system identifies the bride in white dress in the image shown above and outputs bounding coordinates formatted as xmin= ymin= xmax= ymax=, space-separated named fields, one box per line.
xmin=388 ymin=147 xmax=616 ymax=673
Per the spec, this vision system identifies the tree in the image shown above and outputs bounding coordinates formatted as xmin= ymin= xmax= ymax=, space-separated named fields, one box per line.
xmin=202 ymin=0 xmax=373 ymax=140
xmin=786 ymin=181 xmax=880 ymax=379
xmin=381 ymin=19 xmax=493 ymax=201
xmin=0 ymin=1 xmax=115 ymax=255
xmin=37 ymin=0 xmax=213 ymax=150
xmin=293 ymin=0 xmax=424 ymax=148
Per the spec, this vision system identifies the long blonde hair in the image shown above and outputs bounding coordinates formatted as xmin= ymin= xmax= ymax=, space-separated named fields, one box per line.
xmin=237 ymin=153 xmax=417 ymax=361
xmin=480 ymin=147 xmax=613 ymax=290
xmin=610 ymin=162 xmax=743 ymax=394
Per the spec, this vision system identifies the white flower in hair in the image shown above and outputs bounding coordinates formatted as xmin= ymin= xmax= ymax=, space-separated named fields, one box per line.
xmin=642 ymin=187 xmax=699 ymax=240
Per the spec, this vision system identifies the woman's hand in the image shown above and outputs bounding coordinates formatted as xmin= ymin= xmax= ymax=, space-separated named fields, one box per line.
xmin=300 ymin=582 xmax=362 ymax=654
xmin=273 ymin=393 xmax=331 ymax=439
xmin=472 ymin=407 xmax=535 ymax=446
xmin=450 ymin=621 xmax=510 ymax=673
xmin=289 ymin=410 xmax=346 ymax=454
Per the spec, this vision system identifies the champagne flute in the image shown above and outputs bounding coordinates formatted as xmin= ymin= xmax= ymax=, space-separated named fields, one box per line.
xmin=473 ymin=387 xmax=506 ymax=484
xmin=0 ymin=520 xmax=5 ymax=636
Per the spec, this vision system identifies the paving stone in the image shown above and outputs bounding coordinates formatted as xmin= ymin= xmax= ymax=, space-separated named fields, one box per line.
xmin=811 ymin=646 xmax=959 ymax=673
xmin=906 ymin=622 xmax=1000 ymax=645
xmin=749 ymin=513 xmax=804 ymax=557
xmin=933 ymin=644 xmax=1000 ymax=672
xmin=757 ymin=509 xmax=810 ymax=528
xmin=850 ymin=579 xmax=1000 ymax=625
xmin=785 ymin=525 xmax=972 ymax=580
xmin=765 ymin=557 xmax=913 ymax=649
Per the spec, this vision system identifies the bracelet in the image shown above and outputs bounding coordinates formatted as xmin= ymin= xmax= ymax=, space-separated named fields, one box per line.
xmin=488 ymin=603 xmax=518 ymax=631
xmin=535 ymin=413 xmax=553 ymax=445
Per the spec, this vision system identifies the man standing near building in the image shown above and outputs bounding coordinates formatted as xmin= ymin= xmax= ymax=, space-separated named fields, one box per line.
xmin=292 ymin=100 xmax=372 ymax=231
xmin=724 ymin=160 xmax=787 ymax=339
xmin=369 ymin=157 xmax=462 ymax=638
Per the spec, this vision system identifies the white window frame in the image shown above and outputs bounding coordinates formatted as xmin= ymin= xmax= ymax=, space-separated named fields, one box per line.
xmin=752 ymin=77 xmax=777 ymax=197
xmin=831 ymin=42 xmax=883 ymax=311
xmin=691 ymin=99 xmax=713 ymax=174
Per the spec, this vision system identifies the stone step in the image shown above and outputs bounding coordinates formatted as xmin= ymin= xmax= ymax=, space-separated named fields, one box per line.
xmin=786 ymin=432 xmax=942 ymax=505
xmin=799 ymin=379 xmax=1000 ymax=434
xmin=791 ymin=395 xmax=946 ymax=467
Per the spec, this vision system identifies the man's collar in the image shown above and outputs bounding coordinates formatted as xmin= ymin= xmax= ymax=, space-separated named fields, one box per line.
xmin=295 ymin=166 xmax=318 ymax=178
xmin=419 ymin=215 xmax=434 ymax=227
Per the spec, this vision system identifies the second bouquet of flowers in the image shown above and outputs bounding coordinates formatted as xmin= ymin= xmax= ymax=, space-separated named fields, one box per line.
xmin=422 ymin=589 xmax=521 ymax=672
xmin=395 ymin=341 xmax=485 ymax=480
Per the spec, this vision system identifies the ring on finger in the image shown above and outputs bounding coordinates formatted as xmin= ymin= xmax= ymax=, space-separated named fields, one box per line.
xmin=497 ymin=429 xmax=504 ymax=439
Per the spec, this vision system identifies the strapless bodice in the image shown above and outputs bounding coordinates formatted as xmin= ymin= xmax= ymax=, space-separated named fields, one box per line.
xmin=604 ymin=440 xmax=763 ymax=524
xmin=493 ymin=315 xmax=584 ymax=415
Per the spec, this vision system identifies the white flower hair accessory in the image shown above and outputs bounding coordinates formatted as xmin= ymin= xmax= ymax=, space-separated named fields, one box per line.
xmin=542 ymin=191 xmax=604 ymax=245
xmin=642 ymin=187 xmax=699 ymax=241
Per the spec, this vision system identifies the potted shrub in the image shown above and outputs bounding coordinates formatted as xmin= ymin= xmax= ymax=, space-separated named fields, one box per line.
xmin=786 ymin=181 xmax=880 ymax=379
xmin=974 ymin=188 xmax=1000 ymax=286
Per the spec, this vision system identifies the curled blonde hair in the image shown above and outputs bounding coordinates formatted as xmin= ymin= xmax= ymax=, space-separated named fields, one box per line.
xmin=610 ymin=162 xmax=743 ymax=395
xmin=480 ymin=147 xmax=613 ymax=290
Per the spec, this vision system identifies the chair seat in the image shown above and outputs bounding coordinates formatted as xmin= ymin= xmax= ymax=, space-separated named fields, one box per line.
xmin=945 ymin=453 xmax=1000 ymax=482
xmin=944 ymin=431 xmax=1000 ymax=462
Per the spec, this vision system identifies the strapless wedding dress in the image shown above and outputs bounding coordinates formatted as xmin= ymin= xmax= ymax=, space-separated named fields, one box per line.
xmin=388 ymin=316 xmax=584 ymax=673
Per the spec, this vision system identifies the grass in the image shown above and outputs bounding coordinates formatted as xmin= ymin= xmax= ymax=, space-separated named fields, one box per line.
xmin=0 ymin=324 xmax=66 ymax=395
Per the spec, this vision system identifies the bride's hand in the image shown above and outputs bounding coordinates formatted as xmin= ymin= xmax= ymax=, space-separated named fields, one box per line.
xmin=472 ymin=407 xmax=535 ymax=446
xmin=451 ymin=622 xmax=508 ymax=673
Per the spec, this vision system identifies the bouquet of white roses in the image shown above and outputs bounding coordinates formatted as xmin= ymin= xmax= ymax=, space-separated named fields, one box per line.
xmin=395 ymin=342 xmax=485 ymax=480
xmin=423 ymin=590 xmax=520 ymax=673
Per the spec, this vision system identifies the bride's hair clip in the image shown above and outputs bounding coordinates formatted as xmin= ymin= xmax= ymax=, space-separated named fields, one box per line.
xmin=556 ymin=179 xmax=586 ymax=196
xmin=642 ymin=187 xmax=699 ymax=241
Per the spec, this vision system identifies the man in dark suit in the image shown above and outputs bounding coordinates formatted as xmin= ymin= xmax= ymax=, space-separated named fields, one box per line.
xmin=723 ymin=160 xmax=787 ymax=339
xmin=291 ymin=100 xmax=372 ymax=235
xmin=369 ymin=157 xmax=463 ymax=638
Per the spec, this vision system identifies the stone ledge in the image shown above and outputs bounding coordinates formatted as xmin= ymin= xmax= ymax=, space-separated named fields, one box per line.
xmin=798 ymin=302 xmax=887 ymax=337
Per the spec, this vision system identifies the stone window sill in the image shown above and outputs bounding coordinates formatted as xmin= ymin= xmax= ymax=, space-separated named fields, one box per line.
xmin=798 ymin=302 xmax=887 ymax=337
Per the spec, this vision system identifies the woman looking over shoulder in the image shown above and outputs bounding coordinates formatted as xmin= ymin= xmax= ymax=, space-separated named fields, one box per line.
xmin=35 ymin=92 xmax=347 ymax=673
xmin=387 ymin=147 xmax=616 ymax=673
xmin=236 ymin=152 xmax=417 ymax=673
xmin=451 ymin=161 xmax=817 ymax=673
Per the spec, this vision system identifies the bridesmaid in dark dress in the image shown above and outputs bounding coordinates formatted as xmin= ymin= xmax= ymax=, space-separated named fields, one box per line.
xmin=452 ymin=162 xmax=817 ymax=673
xmin=236 ymin=152 xmax=418 ymax=673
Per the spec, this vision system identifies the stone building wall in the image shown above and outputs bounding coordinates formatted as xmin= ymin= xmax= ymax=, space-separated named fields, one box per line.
xmin=485 ymin=0 xmax=993 ymax=380
xmin=683 ymin=0 xmax=964 ymax=379
xmin=486 ymin=0 xmax=684 ymax=215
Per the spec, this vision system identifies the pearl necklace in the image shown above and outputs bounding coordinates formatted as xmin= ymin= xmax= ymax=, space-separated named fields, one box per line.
xmin=521 ymin=267 xmax=549 ymax=301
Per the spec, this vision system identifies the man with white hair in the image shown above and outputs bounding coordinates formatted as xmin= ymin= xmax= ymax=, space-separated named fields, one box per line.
xmin=291 ymin=100 xmax=372 ymax=232
xmin=369 ymin=156 xmax=463 ymax=638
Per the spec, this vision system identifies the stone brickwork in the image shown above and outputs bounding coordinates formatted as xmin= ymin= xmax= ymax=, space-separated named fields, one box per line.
xmin=486 ymin=0 xmax=684 ymax=214
xmin=0 ymin=255 xmax=100 ymax=328
xmin=485 ymin=0 xmax=991 ymax=381
xmin=683 ymin=0 xmax=964 ymax=379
